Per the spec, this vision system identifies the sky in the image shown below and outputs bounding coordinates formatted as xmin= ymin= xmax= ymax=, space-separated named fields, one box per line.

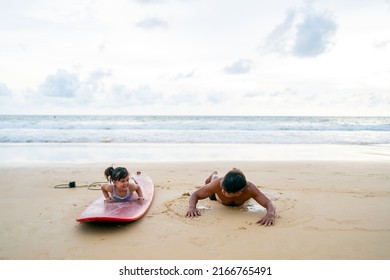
xmin=0 ymin=0 xmax=389 ymax=116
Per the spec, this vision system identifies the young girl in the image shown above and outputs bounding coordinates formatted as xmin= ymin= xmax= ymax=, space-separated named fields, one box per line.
xmin=101 ymin=166 xmax=144 ymax=203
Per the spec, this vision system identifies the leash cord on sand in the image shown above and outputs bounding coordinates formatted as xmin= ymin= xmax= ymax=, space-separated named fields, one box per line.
xmin=53 ymin=181 xmax=106 ymax=190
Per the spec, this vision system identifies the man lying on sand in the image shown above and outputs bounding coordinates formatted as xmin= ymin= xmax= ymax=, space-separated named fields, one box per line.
xmin=185 ymin=168 xmax=276 ymax=226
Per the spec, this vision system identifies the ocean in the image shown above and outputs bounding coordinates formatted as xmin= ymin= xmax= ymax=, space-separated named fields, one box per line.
xmin=1 ymin=115 xmax=389 ymax=144
xmin=0 ymin=115 xmax=389 ymax=163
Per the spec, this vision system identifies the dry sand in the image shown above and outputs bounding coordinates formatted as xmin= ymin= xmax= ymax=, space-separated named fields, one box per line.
xmin=1 ymin=160 xmax=389 ymax=260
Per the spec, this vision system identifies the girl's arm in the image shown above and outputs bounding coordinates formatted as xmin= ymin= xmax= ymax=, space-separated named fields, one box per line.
xmin=130 ymin=182 xmax=144 ymax=200
xmin=136 ymin=184 xmax=144 ymax=200
xmin=101 ymin=184 xmax=113 ymax=203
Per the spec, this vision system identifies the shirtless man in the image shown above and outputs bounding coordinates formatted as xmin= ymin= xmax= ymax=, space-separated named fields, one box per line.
xmin=185 ymin=168 xmax=276 ymax=226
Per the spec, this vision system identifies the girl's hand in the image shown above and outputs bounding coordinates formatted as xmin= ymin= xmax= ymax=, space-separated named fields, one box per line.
xmin=137 ymin=196 xmax=144 ymax=201
xmin=104 ymin=197 xmax=113 ymax=203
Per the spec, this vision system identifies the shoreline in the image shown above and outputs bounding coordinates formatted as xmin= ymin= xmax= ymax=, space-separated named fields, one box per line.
xmin=1 ymin=143 xmax=389 ymax=164
xmin=1 ymin=160 xmax=389 ymax=260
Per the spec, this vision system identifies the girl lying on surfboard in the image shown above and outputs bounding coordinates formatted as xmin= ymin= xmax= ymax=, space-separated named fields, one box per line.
xmin=101 ymin=166 xmax=144 ymax=203
xmin=185 ymin=168 xmax=276 ymax=226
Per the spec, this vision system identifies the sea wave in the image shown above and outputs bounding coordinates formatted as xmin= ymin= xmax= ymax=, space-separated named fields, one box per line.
xmin=1 ymin=115 xmax=389 ymax=144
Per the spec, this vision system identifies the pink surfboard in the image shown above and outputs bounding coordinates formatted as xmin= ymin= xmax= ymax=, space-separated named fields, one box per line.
xmin=76 ymin=173 xmax=154 ymax=222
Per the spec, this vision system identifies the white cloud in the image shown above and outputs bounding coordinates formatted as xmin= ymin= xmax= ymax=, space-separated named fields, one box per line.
xmin=292 ymin=12 xmax=337 ymax=57
xmin=110 ymin=84 xmax=163 ymax=106
xmin=0 ymin=0 xmax=389 ymax=116
xmin=265 ymin=7 xmax=337 ymax=57
xmin=136 ymin=17 xmax=169 ymax=29
xmin=135 ymin=0 xmax=165 ymax=4
xmin=39 ymin=70 xmax=80 ymax=98
xmin=374 ymin=40 xmax=390 ymax=49
xmin=0 ymin=83 xmax=11 ymax=96
xmin=87 ymin=69 xmax=112 ymax=82
xmin=224 ymin=59 xmax=253 ymax=74
xmin=172 ymin=70 xmax=196 ymax=81
xmin=265 ymin=9 xmax=297 ymax=55
xmin=169 ymin=92 xmax=203 ymax=105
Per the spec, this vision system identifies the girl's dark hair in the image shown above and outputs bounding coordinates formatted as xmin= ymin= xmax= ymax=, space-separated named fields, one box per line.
xmin=104 ymin=166 xmax=129 ymax=182
xmin=222 ymin=168 xmax=247 ymax=193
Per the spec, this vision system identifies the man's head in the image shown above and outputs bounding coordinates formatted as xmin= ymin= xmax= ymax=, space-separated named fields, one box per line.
xmin=221 ymin=168 xmax=247 ymax=195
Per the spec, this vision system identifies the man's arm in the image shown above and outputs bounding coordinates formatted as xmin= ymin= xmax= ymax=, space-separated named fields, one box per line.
xmin=186 ymin=179 xmax=220 ymax=217
xmin=250 ymin=184 xmax=276 ymax=226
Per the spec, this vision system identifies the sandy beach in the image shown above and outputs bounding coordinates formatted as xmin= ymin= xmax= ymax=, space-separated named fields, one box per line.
xmin=1 ymin=159 xmax=389 ymax=260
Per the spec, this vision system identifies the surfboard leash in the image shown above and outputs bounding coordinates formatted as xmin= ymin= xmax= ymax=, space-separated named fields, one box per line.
xmin=53 ymin=181 xmax=106 ymax=190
